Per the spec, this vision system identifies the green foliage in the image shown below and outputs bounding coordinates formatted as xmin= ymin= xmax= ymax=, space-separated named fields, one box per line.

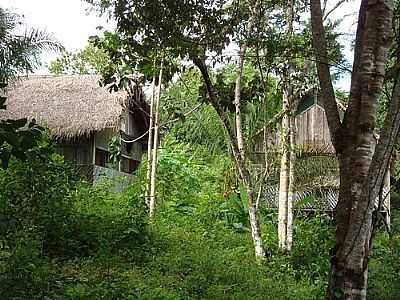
xmin=48 ymin=43 xmax=112 ymax=75
xmin=0 ymin=7 xmax=61 ymax=170
xmin=85 ymin=0 xmax=236 ymax=57
xmin=154 ymin=137 xmax=226 ymax=221
xmin=0 ymin=7 xmax=62 ymax=86
xmin=368 ymin=213 xmax=400 ymax=299
xmin=0 ymin=146 xmax=148 ymax=298
xmin=162 ymin=66 xmax=281 ymax=155
xmin=107 ymin=135 xmax=121 ymax=163
xmin=0 ymin=150 xmax=78 ymax=298
xmin=0 ymin=228 xmax=56 ymax=300
xmin=162 ymin=69 xmax=228 ymax=153
xmin=0 ymin=137 xmax=398 ymax=299
xmin=219 ymin=190 xmax=250 ymax=231
xmin=289 ymin=214 xmax=334 ymax=282
xmin=0 ymin=151 xmax=77 ymax=243
xmin=69 ymin=178 xmax=148 ymax=257
xmin=0 ymin=117 xmax=47 ymax=169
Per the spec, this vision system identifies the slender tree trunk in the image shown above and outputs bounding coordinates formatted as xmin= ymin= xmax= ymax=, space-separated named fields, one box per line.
xmin=234 ymin=43 xmax=266 ymax=260
xmin=235 ymin=47 xmax=247 ymax=162
xmin=278 ymin=90 xmax=290 ymax=251
xmin=287 ymin=114 xmax=296 ymax=251
xmin=256 ymin=126 xmax=269 ymax=211
xmin=193 ymin=0 xmax=266 ymax=261
xmin=278 ymin=0 xmax=294 ymax=252
xmin=145 ymin=68 xmax=157 ymax=206
xmin=149 ymin=59 xmax=164 ymax=219
xmin=278 ymin=112 xmax=295 ymax=252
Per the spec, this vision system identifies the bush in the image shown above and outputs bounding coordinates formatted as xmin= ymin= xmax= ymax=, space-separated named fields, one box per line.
xmin=68 ymin=178 xmax=148 ymax=257
xmin=368 ymin=211 xmax=400 ymax=299
xmin=0 ymin=149 xmax=148 ymax=298
xmin=0 ymin=154 xmax=78 ymax=254
xmin=0 ymin=228 xmax=56 ymax=299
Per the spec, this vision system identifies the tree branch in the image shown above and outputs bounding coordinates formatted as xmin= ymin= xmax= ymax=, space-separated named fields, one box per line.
xmin=368 ymin=74 xmax=400 ymax=209
xmin=310 ymin=0 xmax=342 ymax=151
xmin=323 ymin=0 xmax=348 ymax=22
xmin=253 ymin=109 xmax=288 ymax=137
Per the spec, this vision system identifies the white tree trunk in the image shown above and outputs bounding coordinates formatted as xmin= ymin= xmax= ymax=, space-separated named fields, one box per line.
xmin=256 ymin=127 xmax=269 ymax=211
xmin=278 ymin=0 xmax=294 ymax=252
xmin=278 ymin=94 xmax=290 ymax=251
xmin=248 ymin=192 xmax=266 ymax=259
xmin=145 ymin=70 xmax=157 ymax=206
xmin=287 ymin=114 xmax=296 ymax=251
xmin=234 ymin=44 xmax=266 ymax=260
xmin=149 ymin=59 xmax=164 ymax=219
xmin=234 ymin=47 xmax=246 ymax=162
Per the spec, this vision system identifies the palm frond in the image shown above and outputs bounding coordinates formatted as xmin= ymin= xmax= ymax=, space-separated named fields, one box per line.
xmin=0 ymin=7 xmax=63 ymax=86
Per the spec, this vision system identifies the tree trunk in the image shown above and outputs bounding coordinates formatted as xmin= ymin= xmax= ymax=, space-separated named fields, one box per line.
xmin=278 ymin=102 xmax=290 ymax=250
xmin=278 ymin=0 xmax=295 ymax=252
xmin=191 ymin=0 xmax=266 ymax=261
xmin=247 ymin=183 xmax=266 ymax=259
xmin=193 ymin=49 xmax=266 ymax=260
xmin=149 ymin=59 xmax=164 ymax=219
xmin=310 ymin=0 xmax=395 ymax=298
xmin=234 ymin=43 xmax=266 ymax=261
xmin=287 ymin=114 xmax=296 ymax=251
xmin=256 ymin=126 xmax=269 ymax=211
xmin=145 ymin=68 xmax=157 ymax=206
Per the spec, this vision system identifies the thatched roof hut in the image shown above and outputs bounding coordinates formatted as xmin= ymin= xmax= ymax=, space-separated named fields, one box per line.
xmin=1 ymin=75 xmax=128 ymax=139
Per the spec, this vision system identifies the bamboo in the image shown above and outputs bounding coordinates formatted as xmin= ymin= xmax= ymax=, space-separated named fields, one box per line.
xmin=149 ymin=58 xmax=164 ymax=219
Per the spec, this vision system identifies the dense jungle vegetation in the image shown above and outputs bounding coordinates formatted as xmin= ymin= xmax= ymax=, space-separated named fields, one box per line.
xmin=0 ymin=133 xmax=399 ymax=299
xmin=2 ymin=0 xmax=400 ymax=299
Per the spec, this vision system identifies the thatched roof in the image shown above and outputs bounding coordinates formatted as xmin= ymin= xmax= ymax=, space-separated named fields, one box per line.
xmin=0 ymin=75 xmax=127 ymax=139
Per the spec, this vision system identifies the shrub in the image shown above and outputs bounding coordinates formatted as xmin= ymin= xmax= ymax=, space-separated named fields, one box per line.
xmin=0 ymin=154 xmax=78 ymax=253
xmin=68 ymin=178 xmax=148 ymax=257
xmin=368 ymin=211 xmax=400 ymax=299
xmin=0 ymin=148 xmax=148 ymax=298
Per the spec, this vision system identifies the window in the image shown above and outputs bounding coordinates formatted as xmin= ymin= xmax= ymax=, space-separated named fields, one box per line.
xmin=58 ymin=146 xmax=89 ymax=165
xmin=120 ymin=157 xmax=140 ymax=173
xmin=95 ymin=148 xmax=111 ymax=167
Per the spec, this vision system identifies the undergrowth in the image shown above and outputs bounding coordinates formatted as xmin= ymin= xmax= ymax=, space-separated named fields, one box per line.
xmin=0 ymin=139 xmax=398 ymax=299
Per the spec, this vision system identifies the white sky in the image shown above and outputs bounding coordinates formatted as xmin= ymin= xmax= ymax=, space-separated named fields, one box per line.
xmin=1 ymin=0 xmax=360 ymax=90
xmin=326 ymin=0 xmax=360 ymax=91
xmin=1 ymin=0 xmax=114 ymax=72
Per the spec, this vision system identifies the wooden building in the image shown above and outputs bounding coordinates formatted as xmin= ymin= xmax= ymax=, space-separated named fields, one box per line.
xmin=254 ymin=93 xmax=341 ymax=154
xmin=2 ymin=75 xmax=149 ymax=181
xmin=253 ymin=93 xmax=391 ymax=221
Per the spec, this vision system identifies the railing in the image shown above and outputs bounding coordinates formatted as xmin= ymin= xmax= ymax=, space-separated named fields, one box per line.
xmin=92 ymin=165 xmax=131 ymax=182
xmin=262 ymin=185 xmax=390 ymax=212
xmin=73 ymin=164 xmax=132 ymax=191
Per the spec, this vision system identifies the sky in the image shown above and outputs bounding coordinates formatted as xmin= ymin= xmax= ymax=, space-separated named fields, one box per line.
xmin=326 ymin=0 xmax=360 ymax=91
xmin=2 ymin=0 xmax=114 ymax=72
xmin=2 ymin=0 xmax=360 ymax=90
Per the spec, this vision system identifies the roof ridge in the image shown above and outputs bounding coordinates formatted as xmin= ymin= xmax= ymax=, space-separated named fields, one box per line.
xmin=19 ymin=74 xmax=100 ymax=79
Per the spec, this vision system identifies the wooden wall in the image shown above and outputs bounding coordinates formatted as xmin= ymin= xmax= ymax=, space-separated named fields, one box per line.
xmin=253 ymin=104 xmax=334 ymax=153
xmin=295 ymin=105 xmax=334 ymax=153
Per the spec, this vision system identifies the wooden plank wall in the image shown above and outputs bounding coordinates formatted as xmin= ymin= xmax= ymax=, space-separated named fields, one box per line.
xmin=253 ymin=104 xmax=334 ymax=153
xmin=295 ymin=105 xmax=334 ymax=153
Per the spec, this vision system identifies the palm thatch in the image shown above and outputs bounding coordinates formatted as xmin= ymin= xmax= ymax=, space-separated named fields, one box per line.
xmin=1 ymin=75 xmax=127 ymax=139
